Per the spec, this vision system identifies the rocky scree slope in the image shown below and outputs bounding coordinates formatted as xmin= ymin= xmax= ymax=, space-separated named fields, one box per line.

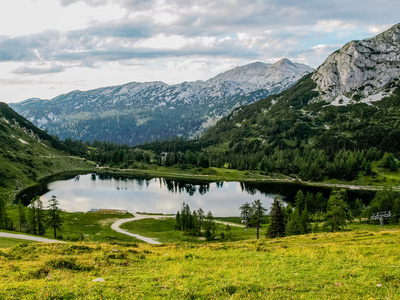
xmin=10 ymin=59 xmax=312 ymax=145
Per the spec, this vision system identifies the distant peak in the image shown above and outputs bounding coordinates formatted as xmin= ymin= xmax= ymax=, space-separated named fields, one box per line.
xmin=273 ymin=58 xmax=295 ymax=67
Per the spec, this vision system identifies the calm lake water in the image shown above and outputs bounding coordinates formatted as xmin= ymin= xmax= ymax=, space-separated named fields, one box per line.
xmin=39 ymin=173 xmax=375 ymax=217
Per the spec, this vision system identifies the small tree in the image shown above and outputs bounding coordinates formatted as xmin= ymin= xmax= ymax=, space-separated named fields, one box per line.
xmin=28 ymin=197 xmax=38 ymax=235
xmin=28 ymin=196 xmax=46 ymax=236
xmin=267 ymin=195 xmax=286 ymax=238
xmin=286 ymin=206 xmax=304 ymax=236
xmin=249 ymin=200 xmax=267 ymax=239
xmin=46 ymin=195 xmax=63 ymax=239
xmin=197 ymin=208 xmax=205 ymax=237
xmin=17 ymin=199 xmax=28 ymax=232
xmin=36 ymin=198 xmax=46 ymax=236
xmin=0 ymin=195 xmax=8 ymax=229
xmin=353 ymin=198 xmax=363 ymax=223
xmin=203 ymin=211 xmax=216 ymax=241
xmin=324 ymin=189 xmax=350 ymax=232
xmin=239 ymin=202 xmax=252 ymax=229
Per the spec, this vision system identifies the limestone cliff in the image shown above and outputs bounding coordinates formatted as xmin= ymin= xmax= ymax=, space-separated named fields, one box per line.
xmin=312 ymin=23 xmax=400 ymax=102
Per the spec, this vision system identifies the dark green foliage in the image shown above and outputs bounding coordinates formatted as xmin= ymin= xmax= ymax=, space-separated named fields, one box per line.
xmin=28 ymin=196 xmax=46 ymax=236
xmin=324 ymin=190 xmax=351 ymax=232
xmin=175 ymin=202 xmax=208 ymax=238
xmin=17 ymin=199 xmax=28 ymax=232
xmin=267 ymin=195 xmax=286 ymax=238
xmin=353 ymin=198 xmax=364 ymax=223
xmin=0 ymin=195 xmax=12 ymax=230
xmin=249 ymin=200 xmax=267 ymax=239
xmin=239 ymin=202 xmax=252 ymax=229
xmin=369 ymin=188 xmax=398 ymax=214
xmin=286 ymin=207 xmax=305 ymax=236
xmin=46 ymin=195 xmax=63 ymax=239
xmin=203 ymin=211 xmax=216 ymax=241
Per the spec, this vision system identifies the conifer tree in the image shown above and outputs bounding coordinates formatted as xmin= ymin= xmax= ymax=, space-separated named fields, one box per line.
xmin=0 ymin=195 xmax=8 ymax=230
xmin=267 ymin=195 xmax=285 ymax=238
xmin=17 ymin=199 xmax=27 ymax=232
xmin=239 ymin=202 xmax=252 ymax=229
xmin=324 ymin=189 xmax=350 ymax=232
xmin=203 ymin=211 xmax=216 ymax=241
xmin=28 ymin=197 xmax=38 ymax=235
xmin=250 ymin=199 xmax=267 ymax=239
xmin=46 ymin=195 xmax=63 ymax=239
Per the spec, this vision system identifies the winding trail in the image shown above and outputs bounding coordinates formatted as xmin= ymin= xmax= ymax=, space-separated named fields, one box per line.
xmin=111 ymin=215 xmax=174 ymax=245
xmin=0 ymin=232 xmax=66 ymax=243
xmin=111 ymin=215 xmax=245 ymax=244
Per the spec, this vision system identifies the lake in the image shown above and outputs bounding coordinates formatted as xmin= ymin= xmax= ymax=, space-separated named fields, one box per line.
xmin=38 ymin=173 xmax=375 ymax=217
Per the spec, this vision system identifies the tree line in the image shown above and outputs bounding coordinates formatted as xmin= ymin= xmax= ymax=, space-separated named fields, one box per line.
xmin=3 ymin=195 xmax=64 ymax=239
xmin=239 ymin=187 xmax=400 ymax=240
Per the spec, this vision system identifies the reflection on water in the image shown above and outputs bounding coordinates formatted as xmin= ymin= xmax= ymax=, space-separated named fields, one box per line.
xmin=40 ymin=174 xmax=280 ymax=217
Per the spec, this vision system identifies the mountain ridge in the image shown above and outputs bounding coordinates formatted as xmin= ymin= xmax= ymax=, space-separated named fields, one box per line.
xmin=10 ymin=59 xmax=313 ymax=145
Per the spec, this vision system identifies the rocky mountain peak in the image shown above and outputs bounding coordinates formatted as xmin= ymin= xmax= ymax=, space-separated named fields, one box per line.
xmin=312 ymin=23 xmax=400 ymax=101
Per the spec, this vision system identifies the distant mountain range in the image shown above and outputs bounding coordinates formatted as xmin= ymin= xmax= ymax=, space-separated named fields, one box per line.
xmin=10 ymin=59 xmax=313 ymax=145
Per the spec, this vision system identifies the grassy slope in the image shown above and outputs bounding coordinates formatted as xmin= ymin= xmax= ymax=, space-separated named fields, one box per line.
xmin=0 ymin=227 xmax=399 ymax=299
xmin=0 ymin=103 xmax=95 ymax=202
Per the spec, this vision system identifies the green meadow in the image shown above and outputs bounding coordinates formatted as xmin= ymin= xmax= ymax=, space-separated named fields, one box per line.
xmin=1 ymin=226 xmax=400 ymax=299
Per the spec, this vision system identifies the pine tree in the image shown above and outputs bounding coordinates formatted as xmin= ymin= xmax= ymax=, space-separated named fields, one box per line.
xmin=324 ymin=189 xmax=350 ymax=232
xmin=36 ymin=198 xmax=46 ymax=236
xmin=46 ymin=195 xmax=63 ymax=239
xmin=197 ymin=208 xmax=205 ymax=236
xmin=249 ymin=199 xmax=267 ymax=239
xmin=17 ymin=199 xmax=27 ymax=232
xmin=203 ymin=211 xmax=216 ymax=241
xmin=286 ymin=207 xmax=304 ymax=236
xmin=28 ymin=197 xmax=38 ymax=235
xmin=353 ymin=198 xmax=363 ymax=223
xmin=0 ymin=195 xmax=8 ymax=229
xmin=239 ymin=202 xmax=252 ymax=229
xmin=267 ymin=195 xmax=286 ymax=238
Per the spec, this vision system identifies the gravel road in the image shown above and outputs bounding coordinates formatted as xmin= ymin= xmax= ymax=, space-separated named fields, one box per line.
xmin=0 ymin=232 xmax=66 ymax=243
xmin=111 ymin=215 xmax=174 ymax=244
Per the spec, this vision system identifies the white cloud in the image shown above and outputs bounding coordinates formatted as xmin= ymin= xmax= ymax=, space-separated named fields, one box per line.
xmin=0 ymin=0 xmax=399 ymax=102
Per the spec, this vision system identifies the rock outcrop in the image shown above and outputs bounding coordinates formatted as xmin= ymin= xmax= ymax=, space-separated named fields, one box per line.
xmin=312 ymin=23 xmax=400 ymax=101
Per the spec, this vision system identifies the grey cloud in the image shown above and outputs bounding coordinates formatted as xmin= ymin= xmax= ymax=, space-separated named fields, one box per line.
xmin=5 ymin=0 xmax=400 ymax=68
xmin=12 ymin=65 xmax=66 ymax=75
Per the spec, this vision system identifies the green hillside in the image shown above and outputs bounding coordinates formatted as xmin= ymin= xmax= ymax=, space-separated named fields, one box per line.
xmin=0 ymin=102 xmax=94 ymax=202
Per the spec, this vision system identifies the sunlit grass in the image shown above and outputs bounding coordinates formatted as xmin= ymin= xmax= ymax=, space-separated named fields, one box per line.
xmin=1 ymin=229 xmax=400 ymax=299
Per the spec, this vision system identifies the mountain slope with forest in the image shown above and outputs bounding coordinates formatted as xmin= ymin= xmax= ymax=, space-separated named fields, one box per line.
xmin=10 ymin=59 xmax=312 ymax=145
xmin=196 ymin=23 xmax=400 ymax=181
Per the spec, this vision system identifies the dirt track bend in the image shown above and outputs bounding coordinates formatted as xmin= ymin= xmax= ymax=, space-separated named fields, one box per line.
xmin=111 ymin=215 xmax=245 ymax=244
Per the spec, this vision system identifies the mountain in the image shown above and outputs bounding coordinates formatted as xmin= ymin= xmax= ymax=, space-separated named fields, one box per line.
xmin=312 ymin=24 xmax=400 ymax=103
xmin=0 ymin=103 xmax=91 ymax=201
xmin=10 ymin=59 xmax=313 ymax=145
xmin=199 ymin=23 xmax=400 ymax=180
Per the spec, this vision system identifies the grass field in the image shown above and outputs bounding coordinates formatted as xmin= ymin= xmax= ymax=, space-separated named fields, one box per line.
xmin=1 ymin=227 xmax=399 ymax=299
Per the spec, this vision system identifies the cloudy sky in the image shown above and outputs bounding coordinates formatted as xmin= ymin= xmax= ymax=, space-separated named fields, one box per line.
xmin=0 ymin=0 xmax=399 ymax=103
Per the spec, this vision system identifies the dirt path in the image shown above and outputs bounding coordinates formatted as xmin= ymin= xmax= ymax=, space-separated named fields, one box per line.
xmin=111 ymin=215 xmax=245 ymax=244
xmin=0 ymin=232 xmax=66 ymax=243
xmin=111 ymin=215 xmax=174 ymax=244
